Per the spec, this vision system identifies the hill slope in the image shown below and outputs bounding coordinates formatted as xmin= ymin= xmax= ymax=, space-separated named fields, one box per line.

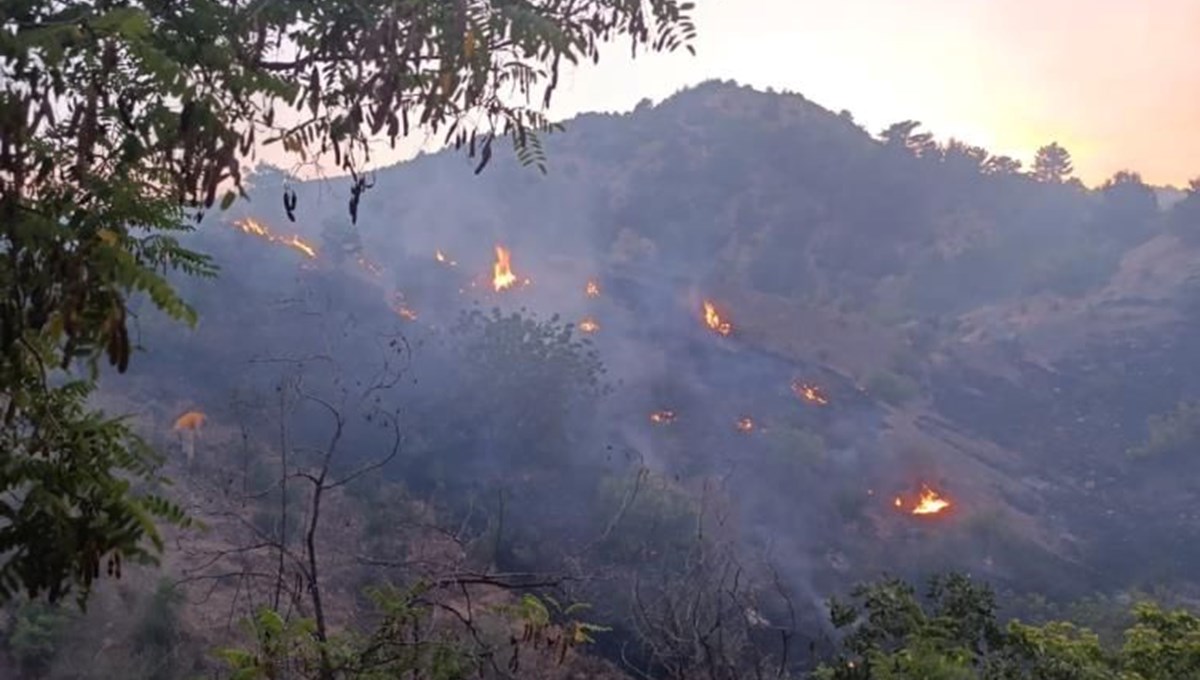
xmin=76 ymin=79 xmax=1200 ymax=674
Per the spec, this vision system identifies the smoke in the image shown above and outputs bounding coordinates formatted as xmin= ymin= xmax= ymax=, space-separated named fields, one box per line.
xmin=116 ymin=82 xmax=1200 ymax=670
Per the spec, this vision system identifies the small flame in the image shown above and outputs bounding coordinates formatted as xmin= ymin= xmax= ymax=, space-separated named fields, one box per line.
xmin=579 ymin=317 xmax=599 ymax=334
xmin=792 ymin=381 xmax=829 ymax=406
xmin=232 ymin=218 xmax=318 ymax=259
xmin=492 ymin=245 xmax=518 ymax=292
xmin=586 ymin=280 xmax=601 ymax=297
xmin=894 ymin=485 xmax=952 ymax=515
xmin=357 ymin=256 xmax=383 ymax=277
xmin=436 ymin=249 xmax=457 ymax=266
xmin=911 ymin=485 xmax=951 ymax=515
xmin=703 ymin=300 xmax=732 ymax=336
xmin=389 ymin=292 xmax=418 ymax=321
xmin=736 ymin=416 xmax=755 ymax=433
xmin=172 ymin=410 xmax=206 ymax=431
xmin=649 ymin=410 xmax=677 ymax=424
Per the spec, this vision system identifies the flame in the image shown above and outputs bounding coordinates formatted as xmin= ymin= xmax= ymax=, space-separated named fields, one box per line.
xmin=172 ymin=410 xmax=206 ymax=431
xmin=492 ymin=245 xmax=518 ymax=291
xmin=735 ymin=416 xmax=755 ymax=433
xmin=702 ymin=300 xmax=732 ymax=336
xmin=791 ymin=381 xmax=830 ymax=405
xmin=895 ymin=485 xmax=952 ymax=515
xmin=232 ymin=218 xmax=318 ymax=259
xmin=586 ymin=280 xmax=601 ymax=297
xmin=649 ymin=410 xmax=676 ymax=424
xmin=911 ymin=485 xmax=951 ymax=515
xmin=357 ymin=256 xmax=383 ymax=277
xmin=389 ymin=292 xmax=418 ymax=321
xmin=579 ymin=317 xmax=599 ymax=334
xmin=435 ymin=249 xmax=457 ymax=266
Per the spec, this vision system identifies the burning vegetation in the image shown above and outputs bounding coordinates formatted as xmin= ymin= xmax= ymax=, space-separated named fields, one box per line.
xmin=649 ymin=410 xmax=677 ymax=424
xmin=435 ymin=249 xmax=457 ymax=266
xmin=172 ymin=410 xmax=206 ymax=431
xmin=357 ymin=256 xmax=383 ymax=277
xmin=792 ymin=381 xmax=829 ymax=406
xmin=492 ymin=245 xmax=521 ymax=291
xmin=586 ymin=280 xmax=601 ymax=297
xmin=232 ymin=218 xmax=317 ymax=259
xmin=702 ymin=300 xmax=732 ymax=336
xmin=894 ymin=485 xmax=952 ymax=516
xmin=735 ymin=416 xmax=755 ymax=433
xmin=172 ymin=410 xmax=206 ymax=465
xmin=579 ymin=317 xmax=599 ymax=334
xmin=389 ymin=292 xmax=418 ymax=321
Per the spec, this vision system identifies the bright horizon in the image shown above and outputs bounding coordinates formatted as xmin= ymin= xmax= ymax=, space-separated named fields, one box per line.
xmin=263 ymin=0 xmax=1200 ymax=188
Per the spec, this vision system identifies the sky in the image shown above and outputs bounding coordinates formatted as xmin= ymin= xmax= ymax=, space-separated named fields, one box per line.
xmin=266 ymin=0 xmax=1200 ymax=188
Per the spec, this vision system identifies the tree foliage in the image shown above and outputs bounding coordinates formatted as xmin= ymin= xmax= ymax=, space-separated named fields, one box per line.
xmin=815 ymin=573 xmax=1200 ymax=680
xmin=0 ymin=0 xmax=695 ymax=605
xmin=1032 ymin=143 xmax=1075 ymax=184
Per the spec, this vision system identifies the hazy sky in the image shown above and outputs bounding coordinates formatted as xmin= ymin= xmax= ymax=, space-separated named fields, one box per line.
xmin=268 ymin=1 xmax=1198 ymax=187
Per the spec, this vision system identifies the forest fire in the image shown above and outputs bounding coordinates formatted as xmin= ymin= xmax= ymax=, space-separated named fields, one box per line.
xmin=357 ymin=256 xmax=383 ymax=277
xmin=389 ymin=292 xmax=418 ymax=321
xmin=172 ymin=411 xmax=206 ymax=431
xmin=792 ymin=381 xmax=829 ymax=406
xmin=232 ymin=218 xmax=317 ymax=259
xmin=702 ymin=300 xmax=732 ymax=336
xmin=735 ymin=416 xmax=755 ymax=433
xmin=435 ymin=249 xmax=457 ymax=266
xmin=586 ymin=280 xmax=600 ymax=297
xmin=492 ymin=245 xmax=519 ymax=291
xmin=579 ymin=317 xmax=599 ymax=333
xmin=172 ymin=410 xmax=206 ymax=465
xmin=894 ymin=485 xmax=952 ymax=516
xmin=649 ymin=410 xmax=677 ymax=424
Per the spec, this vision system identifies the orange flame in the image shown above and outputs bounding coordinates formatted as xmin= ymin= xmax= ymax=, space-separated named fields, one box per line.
xmin=895 ymin=485 xmax=952 ymax=515
xmin=492 ymin=245 xmax=518 ymax=292
xmin=735 ymin=416 xmax=755 ymax=433
xmin=436 ymin=249 xmax=457 ymax=266
xmin=172 ymin=410 xmax=206 ymax=431
xmin=579 ymin=317 xmax=599 ymax=334
xmin=703 ymin=300 xmax=732 ymax=336
xmin=585 ymin=280 xmax=600 ymax=297
xmin=649 ymin=410 xmax=677 ymax=424
xmin=791 ymin=381 xmax=829 ymax=406
xmin=911 ymin=486 xmax=951 ymax=515
xmin=232 ymin=218 xmax=317 ymax=259
xmin=357 ymin=256 xmax=383 ymax=277
xmin=389 ymin=292 xmax=418 ymax=321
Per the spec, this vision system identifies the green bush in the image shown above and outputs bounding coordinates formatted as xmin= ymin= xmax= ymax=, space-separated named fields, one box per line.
xmin=7 ymin=600 xmax=70 ymax=674
xmin=1128 ymin=400 xmax=1200 ymax=459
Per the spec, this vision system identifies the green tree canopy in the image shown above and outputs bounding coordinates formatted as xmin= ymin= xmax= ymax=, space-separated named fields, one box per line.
xmin=1032 ymin=142 xmax=1075 ymax=184
xmin=815 ymin=573 xmax=1200 ymax=680
xmin=0 ymin=0 xmax=696 ymax=605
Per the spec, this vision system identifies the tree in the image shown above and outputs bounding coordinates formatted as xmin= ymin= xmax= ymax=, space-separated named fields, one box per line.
xmin=941 ymin=139 xmax=988 ymax=175
xmin=1098 ymin=170 xmax=1158 ymax=232
xmin=982 ymin=155 xmax=1023 ymax=176
xmin=0 ymin=0 xmax=696 ymax=605
xmin=814 ymin=573 xmax=1200 ymax=679
xmin=1032 ymin=142 xmax=1075 ymax=183
xmin=879 ymin=120 xmax=939 ymax=159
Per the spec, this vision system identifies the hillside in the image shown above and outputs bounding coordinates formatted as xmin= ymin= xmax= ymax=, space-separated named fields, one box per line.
xmin=10 ymin=80 xmax=1200 ymax=677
